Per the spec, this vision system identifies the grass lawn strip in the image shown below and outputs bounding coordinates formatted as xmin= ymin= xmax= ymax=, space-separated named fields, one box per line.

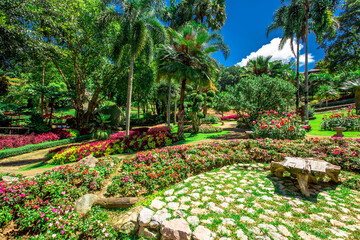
xmin=144 ymin=163 xmax=360 ymax=239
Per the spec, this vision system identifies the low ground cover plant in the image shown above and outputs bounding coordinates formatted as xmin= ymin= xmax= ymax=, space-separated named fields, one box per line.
xmin=48 ymin=127 xmax=178 ymax=164
xmin=0 ymin=160 xmax=118 ymax=239
xmin=184 ymin=125 xmax=222 ymax=133
xmin=321 ymin=106 xmax=360 ymax=131
xmin=107 ymin=138 xmax=360 ymax=197
xmin=251 ymin=111 xmax=307 ymax=140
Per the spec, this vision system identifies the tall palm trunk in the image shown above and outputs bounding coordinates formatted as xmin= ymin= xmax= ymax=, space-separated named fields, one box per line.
xmin=296 ymin=39 xmax=300 ymax=111
xmin=125 ymin=55 xmax=135 ymax=136
xmin=167 ymin=80 xmax=172 ymax=127
xmin=41 ymin=59 xmax=46 ymax=115
xmin=177 ymin=78 xmax=186 ymax=140
xmin=304 ymin=8 xmax=309 ymax=123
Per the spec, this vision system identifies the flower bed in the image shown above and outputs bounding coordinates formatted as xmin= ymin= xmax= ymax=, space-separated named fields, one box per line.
xmin=321 ymin=106 xmax=360 ymax=131
xmin=0 ymin=160 xmax=118 ymax=239
xmin=107 ymin=138 xmax=360 ymax=197
xmin=220 ymin=115 xmax=240 ymax=121
xmin=0 ymin=129 xmax=75 ymax=150
xmin=184 ymin=125 xmax=222 ymax=133
xmin=251 ymin=111 xmax=306 ymax=140
xmin=48 ymin=127 xmax=177 ymax=164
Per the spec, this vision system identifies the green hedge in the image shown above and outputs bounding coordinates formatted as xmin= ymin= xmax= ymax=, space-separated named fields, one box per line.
xmin=0 ymin=135 xmax=91 ymax=159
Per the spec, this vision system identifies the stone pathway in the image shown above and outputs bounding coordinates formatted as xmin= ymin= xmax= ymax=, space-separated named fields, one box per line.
xmin=144 ymin=163 xmax=360 ymax=240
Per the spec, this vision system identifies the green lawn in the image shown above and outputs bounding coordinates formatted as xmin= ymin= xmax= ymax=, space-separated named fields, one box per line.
xmin=308 ymin=111 xmax=360 ymax=138
xmin=17 ymin=162 xmax=67 ymax=171
xmin=171 ymin=123 xmax=230 ymax=145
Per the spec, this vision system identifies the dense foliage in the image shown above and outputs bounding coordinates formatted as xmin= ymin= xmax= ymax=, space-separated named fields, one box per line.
xmin=107 ymin=138 xmax=360 ymax=197
xmin=229 ymin=76 xmax=296 ymax=120
xmin=251 ymin=111 xmax=307 ymax=140
xmin=184 ymin=125 xmax=222 ymax=133
xmin=0 ymin=160 xmax=118 ymax=239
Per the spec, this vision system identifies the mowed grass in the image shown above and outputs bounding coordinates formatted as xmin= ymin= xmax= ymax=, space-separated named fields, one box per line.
xmin=171 ymin=123 xmax=230 ymax=145
xmin=308 ymin=111 xmax=360 ymax=138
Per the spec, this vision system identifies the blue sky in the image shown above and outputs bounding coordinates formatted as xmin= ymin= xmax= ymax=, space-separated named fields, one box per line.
xmin=212 ymin=0 xmax=325 ymax=71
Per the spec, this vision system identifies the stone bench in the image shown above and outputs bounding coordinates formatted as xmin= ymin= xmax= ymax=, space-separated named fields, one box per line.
xmin=271 ymin=157 xmax=341 ymax=197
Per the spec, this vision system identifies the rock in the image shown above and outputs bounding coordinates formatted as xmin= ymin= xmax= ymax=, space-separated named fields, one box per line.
xmin=190 ymin=193 xmax=200 ymax=199
xmin=240 ymin=217 xmax=255 ymax=224
xmin=174 ymin=210 xmax=186 ymax=218
xmin=113 ymin=206 xmax=144 ymax=234
xmin=236 ymin=229 xmax=248 ymax=240
xmin=139 ymin=226 xmax=159 ymax=239
xmin=193 ymin=226 xmax=214 ymax=240
xmin=208 ymin=202 xmax=224 ymax=214
xmin=149 ymin=221 xmax=160 ymax=230
xmin=78 ymin=154 xmax=98 ymax=168
xmin=298 ymin=231 xmax=320 ymax=240
xmin=191 ymin=208 xmax=207 ymax=216
xmin=2 ymin=176 xmax=19 ymax=182
xmin=150 ymin=200 xmax=166 ymax=210
xmin=139 ymin=208 xmax=154 ymax=227
xmin=187 ymin=216 xmax=200 ymax=226
xmin=161 ymin=218 xmax=192 ymax=240
xmin=152 ymin=208 xmax=171 ymax=224
xmin=278 ymin=225 xmax=292 ymax=237
xmin=330 ymin=219 xmax=345 ymax=227
xmin=168 ymin=202 xmax=180 ymax=211
xmin=165 ymin=196 xmax=176 ymax=202
xmin=74 ymin=194 xmax=97 ymax=215
xmin=164 ymin=189 xmax=174 ymax=196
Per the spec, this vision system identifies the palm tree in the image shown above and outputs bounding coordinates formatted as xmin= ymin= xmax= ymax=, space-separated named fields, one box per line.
xmin=342 ymin=79 xmax=360 ymax=114
xmin=281 ymin=0 xmax=340 ymax=122
xmin=110 ymin=0 xmax=168 ymax=136
xmin=156 ymin=23 xmax=229 ymax=139
xmin=267 ymin=3 xmax=305 ymax=110
xmin=247 ymin=56 xmax=272 ymax=76
xmin=315 ymin=85 xmax=339 ymax=107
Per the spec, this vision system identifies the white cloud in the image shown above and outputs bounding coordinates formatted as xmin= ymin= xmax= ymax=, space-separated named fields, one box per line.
xmin=236 ymin=38 xmax=314 ymax=67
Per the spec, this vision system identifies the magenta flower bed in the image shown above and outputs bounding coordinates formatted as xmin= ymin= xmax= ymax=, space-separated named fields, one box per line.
xmin=0 ymin=130 xmax=74 ymax=150
xmin=220 ymin=115 xmax=240 ymax=121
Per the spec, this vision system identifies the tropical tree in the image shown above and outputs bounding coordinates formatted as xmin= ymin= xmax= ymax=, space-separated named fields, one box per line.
xmin=246 ymin=56 xmax=272 ymax=76
xmin=342 ymin=79 xmax=360 ymax=114
xmin=320 ymin=0 xmax=360 ymax=72
xmin=281 ymin=0 xmax=340 ymax=122
xmin=156 ymin=23 xmax=229 ymax=139
xmin=267 ymin=3 xmax=305 ymax=110
xmin=110 ymin=0 xmax=168 ymax=136
xmin=315 ymin=84 xmax=339 ymax=107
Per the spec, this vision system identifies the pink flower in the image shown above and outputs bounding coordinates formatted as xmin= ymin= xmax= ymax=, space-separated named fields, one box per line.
xmin=61 ymin=191 xmax=66 ymax=195
xmin=102 ymin=228 xmax=106 ymax=233
xmin=60 ymin=231 xmax=65 ymax=234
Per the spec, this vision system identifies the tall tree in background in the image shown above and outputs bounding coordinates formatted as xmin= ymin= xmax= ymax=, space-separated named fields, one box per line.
xmin=320 ymin=0 xmax=360 ymax=72
xmin=267 ymin=3 xmax=305 ymax=110
xmin=110 ymin=0 xmax=168 ymax=136
xmin=281 ymin=0 xmax=340 ymax=122
xmin=157 ymin=23 xmax=229 ymax=139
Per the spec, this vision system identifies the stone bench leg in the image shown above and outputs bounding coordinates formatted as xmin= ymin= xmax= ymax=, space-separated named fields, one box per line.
xmin=326 ymin=170 xmax=340 ymax=183
xmin=297 ymin=174 xmax=310 ymax=197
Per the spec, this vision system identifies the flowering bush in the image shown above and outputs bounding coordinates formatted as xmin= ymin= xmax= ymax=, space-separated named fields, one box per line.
xmin=107 ymin=137 xmax=360 ymax=197
xmin=251 ymin=111 xmax=306 ymax=140
xmin=0 ymin=129 xmax=75 ymax=150
xmin=48 ymin=127 xmax=178 ymax=164
xmin=0 ymin=159 xmax=118 ymax=238
xmin=321 ymin=106 xmax=360 ymax=131
xmin=184 ymin=125 xmax=222 ymax=133
xmin=220 ymin=115 xmax=240 ymax=121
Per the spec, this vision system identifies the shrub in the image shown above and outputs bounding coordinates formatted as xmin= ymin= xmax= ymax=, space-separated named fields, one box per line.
xmin=107 ymin=138 xmax=360 ymax=197
xmin=0 ymin=159 xmax=118 ymax=238
xmin=229 ymin=75 xmax=296 ymax=121
xmin=48 ymin=127 xmax=178 ymax=164
xmin=28 ymin=113 xmax=51 ymax=133
xmin=251 ymin=111 xmax=306 ymax=140
xmin=202 ymin=115 xmax=221 ymax=124
xmin=184 ymin=125 xmax=222 ymax=133
xmin=321 ymin=106 xmax=360 ymax=131
xmin=220 ymin=115 xmax=240 ymax=121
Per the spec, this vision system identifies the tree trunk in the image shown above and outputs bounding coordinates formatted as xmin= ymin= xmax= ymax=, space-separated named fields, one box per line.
xmin=296 ymin=39 xmax=300 ymax=111
xmin=167 ymin=80 xmax=172 ymax=127
xmin=177 ymin=79 xmax=186 ymax=140
xmin=174 ymin=98 xmax=177 ymax=125
xmin=356 ymin=88 xmax=360 ymax=114
xmin=125 ymin=55 xmax=135 ymax=137
xmin=304 ymin=12 xmax=309 ymax=123
xmin=41 ymin=59 xmax=46 ymax=116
